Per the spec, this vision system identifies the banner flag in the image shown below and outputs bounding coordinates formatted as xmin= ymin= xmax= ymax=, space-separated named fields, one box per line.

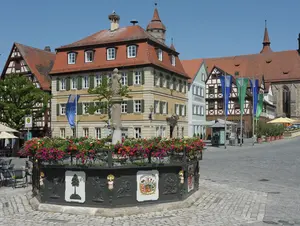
xmin=250 ymin=79 xmax=259 ymax=117
xmin=219 ymin=75 xmax=233 ymax=116
xmin=66 ymin=94 xmax=80 ymax=128
xmin=236 ymin=78 xmax=249 ymax=116
xmin=256 ymin=93 xmax=264 ymax=119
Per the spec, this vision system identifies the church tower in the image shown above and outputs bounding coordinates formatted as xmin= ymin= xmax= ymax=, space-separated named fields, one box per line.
xmin=260 ymin=20 xmax=272 ymax=53
xmin=146 ymin=4 xmax=166 ymax=43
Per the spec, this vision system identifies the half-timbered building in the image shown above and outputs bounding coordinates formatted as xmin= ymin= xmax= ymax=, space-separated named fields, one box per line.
xmin=1 ymin=43 xmax=55 ymax=137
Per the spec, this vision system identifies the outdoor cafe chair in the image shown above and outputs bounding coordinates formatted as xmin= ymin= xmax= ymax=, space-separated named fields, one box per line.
xmin=0 ymin=170 xmax=13 ymax=187
xmin=12 ymin=169 xmax=27 ymax=188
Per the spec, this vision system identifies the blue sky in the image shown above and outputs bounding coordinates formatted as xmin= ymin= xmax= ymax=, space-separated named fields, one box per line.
xmin=0 ymin=0 xmax=299 ymax=71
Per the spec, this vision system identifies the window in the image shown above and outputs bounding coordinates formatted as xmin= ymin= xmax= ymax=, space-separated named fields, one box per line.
xmin=162 ymin=127 xmax=166 ymax=137
xmin=134 ymin=71 xmax=141 ymax=85
xmin=182 ymin=82 xmax=185 ymax=92
xmin=83 ymin=76 xmax=89 ymax=89
xmin=95 ymin=128 xmax=101 ymax=139
xmin=85 ymin=50 xmax=94 ymax=63
xmin=134 ymin=127 xmax=141 ymax=138
xmin=95 ymin=75 xmax=102 ymax=87
xmin=201 ymin=73 xmax=206 ymax=81
xmin=200 ymin=106 xmax=204 ymax=116
xmin=60 ymin=104 xmax=66 ymax=115
xmin=94 ymin=102 xmax=101 ymax=114
xmin=181 ymin=105 xmax=185 ymax=116
xmin=127 ymin=45 xmax=137 ymax=58
xmin=218 ymin=101 xmax=223 ymax=109
xmin=218 ymin=86 xmax=222 ymax=94
xmin=193 ymin=105 xmax=197 ymax=114
xmin=134 ymin=100 xmax=141 ymax=113
xmin=176 ymin=105 xmax=180 ymax=115
xmin=197 ymin=106 xmax=200 ymax=115
xmin=72 ymin=128 xmax=76 ymax=137
xmin=162 ymin=102 xmax=167 ymax=114
xmin=68 ymin=52 xmax=76 ymax=64
xmin=155 ymin=101 xmax=159 ymax=113
xmin=107 ymin=74 xmax=112 ymax=84
xmin=162 ymin=76 xmax=167 ymax=87
xmin=193 ymin=85 xmax=196 ymax=94
xmin=208 ymin=102 xmax=214 ymax=110
xmin=60 ymin=78 xmax=66 ymax=90
xmin=155 ymin=75 xmax=160 ymax=86
xmin=176 ymin=80 xmax=180 ymax=91
xmin=156 ymin=127 xmax=160 ymax=137
xmin=200 ymin=87 xmax=204 ymax=97
xmin=83 ymin=128 xmax=89 ymax=137
xmin=197 ymin=86 xmax=200 ymax=96
xmin=60 ymin=128 xmax=65 ymax=138
xmin=121 ymin=73 xmax=127 ymax=86
xmin=171 ymin=55 xmax=176 ymax=66
xmin=121 ymin=101 xmax=127 ymax=113
xmin=157 ymin=49 xmax=163 ymax=61
xmin=71 ymin=77 xmax=77 ymax=89
xmin=209 ymin=86 xmax=214 ymax=94
xmin=234 ymin=100 xmax=240 ymax=109
xmin=107 ymin=48 xmax=116 ymax=60
xmin=121 ymin=128 xmax=128 ymax=139
xmin=83 ymin=103 xmax=89 ymax=114
xmin=170 ymin=79 xmax=174 ymax=90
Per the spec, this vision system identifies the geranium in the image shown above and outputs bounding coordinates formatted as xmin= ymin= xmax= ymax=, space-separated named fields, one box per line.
xmin=35 ymin=148 xmax=65 ymax=162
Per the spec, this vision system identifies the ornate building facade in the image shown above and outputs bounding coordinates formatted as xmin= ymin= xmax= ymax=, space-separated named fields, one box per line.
xmin=50 ymin=8 xmax=189 ymax=139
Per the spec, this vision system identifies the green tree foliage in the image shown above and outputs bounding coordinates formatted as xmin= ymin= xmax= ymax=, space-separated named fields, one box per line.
xmin=88 ymin=75 xmax=131 ymax=119
xmin=0 ymin=74 xmax=50 ymax=130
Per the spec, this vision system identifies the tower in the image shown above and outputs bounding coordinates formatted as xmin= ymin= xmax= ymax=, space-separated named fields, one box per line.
xmin=260 ymin=20 xmax=272 ymax=53
xmin=146 ymin=4 xmax=166 ymax=43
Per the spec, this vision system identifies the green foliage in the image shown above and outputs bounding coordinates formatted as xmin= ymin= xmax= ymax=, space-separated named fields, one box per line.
xmin=87 ymin=75 xmax=131 ymax=118
xmin=0 ymin=74 xmax=50 ymax=130
xmin=256 ymin=120 xmax=285 ymax=137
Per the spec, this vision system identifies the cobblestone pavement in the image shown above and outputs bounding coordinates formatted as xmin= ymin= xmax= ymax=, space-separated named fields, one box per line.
xmin=0 ymin=137 xmax=299 ymax=225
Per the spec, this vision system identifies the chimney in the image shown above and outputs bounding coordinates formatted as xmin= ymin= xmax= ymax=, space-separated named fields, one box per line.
xmin=298 ymin=33 xmax=300 ymax=54
xmin=108 ymin=11 xmax=120 ymax=31
xmin=44 ymin=46 xmax=51 ymax=52
xmin=130 ymin=20 xmax=138 ymax=26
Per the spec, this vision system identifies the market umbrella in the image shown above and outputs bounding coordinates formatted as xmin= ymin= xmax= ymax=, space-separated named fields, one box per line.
xmin=267 ymin=117 xmax=295 ymax=124
xmin=0 ymin=124 xmax=18 ymax=133
xmin=0 ymin=131 xmax=18 ymax=139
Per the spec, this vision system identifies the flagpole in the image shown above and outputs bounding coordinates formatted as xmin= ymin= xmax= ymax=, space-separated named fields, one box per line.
xmin=252 ymin=77 xmax=255 ymax=146
xmin=75 ymin=88 xmax=78 ymax=138
xmin=240 ymin=79 xmax=243 ymax=147
xmin=224 ymin=73 xmax=227 ymax=149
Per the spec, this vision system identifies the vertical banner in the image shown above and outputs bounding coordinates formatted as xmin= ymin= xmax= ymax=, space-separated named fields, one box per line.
xmin=250 ymin=79 xmax=259 ymax=117
xmin=66 ymin=94 xmax=80 ymax=128
xmin=219 ymin=75 xmax=232 ymax=116
xmin=256 ymin=93 xmax=264 ymax=118
xmin=236 ymin=78 xmax=249 ymax=115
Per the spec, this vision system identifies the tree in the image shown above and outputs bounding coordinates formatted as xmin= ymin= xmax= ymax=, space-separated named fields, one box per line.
xmin=0 ymin=74 xmax=51 ymax=130
xmin=71 ymin=174 xmax=79 ymax=195
xmin=88 ymin=75 xmax=131 ymax=121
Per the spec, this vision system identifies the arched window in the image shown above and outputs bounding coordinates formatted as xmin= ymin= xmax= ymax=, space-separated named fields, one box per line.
xmin=282 ymin=85 xmax=291 ymax=117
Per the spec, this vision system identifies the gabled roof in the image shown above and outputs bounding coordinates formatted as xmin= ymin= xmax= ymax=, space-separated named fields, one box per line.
xmin=1 ymin=43 xmax=55 ymax=91
xmin=57 ymin=25 xmax=172 ymax=52
xmin=181 ymin=59 xmax=204 ymax=83
xmin=146 ymin=8 xmax=166 ymax=31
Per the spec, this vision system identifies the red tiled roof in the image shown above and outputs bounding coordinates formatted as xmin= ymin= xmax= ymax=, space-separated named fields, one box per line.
xmin=1 ymin=43 xmax=55 ymax=91
xmin=181 ymin=59 xmax=204 ymax=83
xmin=50 ymin=26 xmax=189 ymax=78
xmin=146 ymin=8 xmax=166 ymax=31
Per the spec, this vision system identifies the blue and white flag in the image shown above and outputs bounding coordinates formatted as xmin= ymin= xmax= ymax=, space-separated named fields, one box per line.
xmin=219 ymin=75 xmax=233 ymax=116
xmin=66 ymin=94 xmax=80 ymax=128
xmin=250 ymin=79 xmax=259 ymax=117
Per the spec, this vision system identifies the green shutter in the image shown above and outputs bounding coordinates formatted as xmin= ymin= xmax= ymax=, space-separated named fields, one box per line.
xmin=166 ymin=102 xmax=168 ymax=114
xmin=77 ymin=77 xmax=82 ymax=90
xmin=159 ymin=73 xmax=163 ymax=87
xmin=56 ymin=78 xmax=60 ymax=91
xmin=90 ymin=75 xmax=94 ymax=88
xmin=66 ymin=77 xmax=70 ymax=91
xmin=184 ymin=105 xmax=186 ymax=116
xmin=77 ymin=103 xmax=82 ymax=115
xmin=56 ymin=104 xmax=59 ymax=116
xmin=127 ymin=100 xmax=133 ymax=113
xmin=128 ymin=71 xmax=133 ymax=86
xmin=179 ymin=105 xmax=182 ymax=116
xmin=142 ymin=70 xmax=145 ymax=85
xmin=141 ymin=100 xmax=144 ymax=113
xmin=160 ymin=102 xmax=163 ymax=114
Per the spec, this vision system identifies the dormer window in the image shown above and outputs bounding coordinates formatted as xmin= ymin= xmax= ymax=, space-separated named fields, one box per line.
xmin=157 ymin=49 xmax=163 ymax=61
xmin=171 ymin=55 xmax=176 ymax=66
xmin=127 ymin=45 xmax=137 ymax=58
xmin=85 ymin=50 xmax=94 ymax=63
xmin=107 ymin=48 xmax=116 ymax=60
xmin=68 ymin=52 xmax=76 ymax=64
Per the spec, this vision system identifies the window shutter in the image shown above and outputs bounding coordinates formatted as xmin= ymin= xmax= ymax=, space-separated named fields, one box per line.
xmin=56 ymin=104 xmax=60 ymax=116
xmin=77 ymin=77 xmax=82 ymax=90
xmin=141 ymin=100 xmax=144 ymax=113
xmin=166 ymin=102 xmax=168 ymax=114
xmin=179 ymin=105 xmax=182 ymax=116
xmin=142 ymin=70 xmax=145 ymax=85
xmin=77 ymin=103 xmax=82 ymax=115
xmin=173 ymin=79 xmax=176 ymax=90
xmin=159 ymin=73 xmax=163 ymax=87
xmin=184 ymin=105 xmax=186 ymax=116
xmin=184 ymin=82 xmax=186 ymax=93
xmin=128 ymin=71 xmax=133 ymax=86
xmin=56 ymin=78 xmax=60 ymax=91
xmin=175 ymin=104 xmax=177 ymax=115
xmin=66 ymin=77 xmax=70 ymax=91
xmin=90 ymin=75 xmax=94 ymax=88
xmin=160 ymin=102 xmax=163 ymax=114
xmin=127 ymin=100 xmax=133 ymax=113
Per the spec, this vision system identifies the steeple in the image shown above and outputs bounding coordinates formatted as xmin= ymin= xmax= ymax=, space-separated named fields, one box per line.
xmin=146 ymin=3 xmax=166 ymax=43
xmin=260 ymin=20 xmax=272 ymax=53
xmin=170 ymin=38 xmax=176 ymax=51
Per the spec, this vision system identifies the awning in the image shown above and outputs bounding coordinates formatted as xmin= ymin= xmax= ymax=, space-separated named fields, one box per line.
xmin=0 ymin=131 xmax=18 ymax=139
xmin=0 ymin=124 xmax=18 ymax=133
xmin=267 ymin=117 xmax=295 ymax=124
